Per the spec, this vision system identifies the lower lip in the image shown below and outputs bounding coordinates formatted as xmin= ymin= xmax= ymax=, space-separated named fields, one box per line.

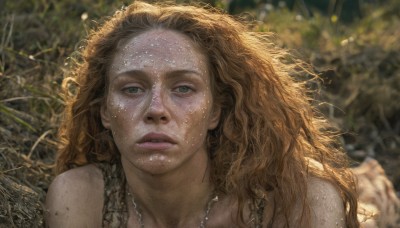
xmin=137 ymin=142 xmax=175 ymax=150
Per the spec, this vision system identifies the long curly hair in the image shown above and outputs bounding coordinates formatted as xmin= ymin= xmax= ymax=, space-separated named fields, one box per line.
xmin=57 ymin=1 xmax=359 ymax=227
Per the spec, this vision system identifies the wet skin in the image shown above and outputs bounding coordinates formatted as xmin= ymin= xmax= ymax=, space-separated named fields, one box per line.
xmin=101 ymin=29 xmax=220 ymax=176
xmin=46 ymin=30 xmax=346 ymax=228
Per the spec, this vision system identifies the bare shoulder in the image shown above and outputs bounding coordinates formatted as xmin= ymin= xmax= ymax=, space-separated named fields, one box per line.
xmin=307 ymin=176 xmax=346 ymax=227
xmin=45 ymin=164 xmax=104 ymax=227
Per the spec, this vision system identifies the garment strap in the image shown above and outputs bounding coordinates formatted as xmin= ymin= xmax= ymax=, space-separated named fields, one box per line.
xmin=96 ymin=161 xmax=128 ymax=228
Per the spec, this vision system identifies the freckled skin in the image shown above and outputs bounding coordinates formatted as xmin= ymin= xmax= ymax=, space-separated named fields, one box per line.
xmin=101 ymin=29 xmax=220 ymax=176
xmin=46 ymin=30 xmax=346 ymax=228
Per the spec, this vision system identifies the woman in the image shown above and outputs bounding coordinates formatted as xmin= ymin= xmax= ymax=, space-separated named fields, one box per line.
xmin=46 ymin=1 xmax=359 ymax=227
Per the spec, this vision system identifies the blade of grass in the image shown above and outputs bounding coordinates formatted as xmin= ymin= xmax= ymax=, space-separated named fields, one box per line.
xmin=0 ymin=103 xmax=36 ymax=132
xmin=27 ymin=129 xmax=52 ymax=159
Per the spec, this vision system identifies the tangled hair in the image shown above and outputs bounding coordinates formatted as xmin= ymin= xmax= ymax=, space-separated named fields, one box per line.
xmin=57 ymin=1 xmax=359 ymax=227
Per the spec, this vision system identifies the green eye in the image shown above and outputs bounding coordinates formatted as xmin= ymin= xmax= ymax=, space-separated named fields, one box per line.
xmin=176 ymin=86 xmax=191 ymax=93
xmin=123 ymin=87 xmax=143 ymax=94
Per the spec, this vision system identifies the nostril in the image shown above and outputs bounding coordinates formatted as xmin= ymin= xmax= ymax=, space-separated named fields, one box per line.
xmin=145 ymin=115 xmax=167 ymax=122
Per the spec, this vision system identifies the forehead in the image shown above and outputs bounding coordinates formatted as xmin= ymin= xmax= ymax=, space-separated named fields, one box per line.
xmin=120 ymin=29 xmax=199 ymax=53
xmin=109 ymin=29 xmax=208 ymax=74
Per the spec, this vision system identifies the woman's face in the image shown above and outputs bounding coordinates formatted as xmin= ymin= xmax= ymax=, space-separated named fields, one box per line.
xmin=101 ymin=29 xmax=220 ymax=175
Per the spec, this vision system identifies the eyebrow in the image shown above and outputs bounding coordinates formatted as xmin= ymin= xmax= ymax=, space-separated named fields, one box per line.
xmin=111 ymin=69 xmax=204 ymax=81
xmin=166 ymin=70 xmax=203 ymax=78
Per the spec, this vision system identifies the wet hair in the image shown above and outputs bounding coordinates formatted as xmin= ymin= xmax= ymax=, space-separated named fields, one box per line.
xmin=57 ymin=1 xmax=359 ymax=227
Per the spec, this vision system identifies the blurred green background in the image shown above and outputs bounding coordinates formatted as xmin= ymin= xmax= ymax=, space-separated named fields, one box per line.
xmin=1 ymin=0 xmax=399 ymax=226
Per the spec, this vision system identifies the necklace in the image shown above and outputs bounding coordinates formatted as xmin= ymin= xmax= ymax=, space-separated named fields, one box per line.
xmin=127 ymin=188 xmax=218 ymax=228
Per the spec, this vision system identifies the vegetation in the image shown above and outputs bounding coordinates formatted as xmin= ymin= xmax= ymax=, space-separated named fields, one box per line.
xmin=0 ymin=0 xmax=399 ymax=226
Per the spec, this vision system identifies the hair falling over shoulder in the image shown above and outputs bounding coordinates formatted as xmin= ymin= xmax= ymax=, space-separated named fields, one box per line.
xmin=57 ymin=1 xmax=359 ymax=227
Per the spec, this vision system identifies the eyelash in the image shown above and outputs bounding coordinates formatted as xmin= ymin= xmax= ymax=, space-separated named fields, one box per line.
xmin=122 ymin=86 xmax=144 ymax=94
xmin=120 ymin=84 xmax=195 ymax=96
xmin=173 ymin=85 xmax=194 ymax=94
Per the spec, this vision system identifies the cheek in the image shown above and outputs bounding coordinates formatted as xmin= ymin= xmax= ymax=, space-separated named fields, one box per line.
xmin=107 ymin=95 xmax=144 ymax=122
xmin=180 ymin=99 xmax=213 ymax=141
xmin=108 ymin=101 xmax=128 ymax=122
xmin=106 ymin=102 xmax=138 ymax=142
xmin=106 ymin=100 xmax=136 ymax=150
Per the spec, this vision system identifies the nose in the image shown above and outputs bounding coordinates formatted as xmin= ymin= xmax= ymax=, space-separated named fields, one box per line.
xmin=144 ymin=88 xmax=170 ymax=124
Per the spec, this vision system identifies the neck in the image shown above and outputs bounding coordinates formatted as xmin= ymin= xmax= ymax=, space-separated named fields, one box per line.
xmin=121 ymin=152 xmax=214 ymax=227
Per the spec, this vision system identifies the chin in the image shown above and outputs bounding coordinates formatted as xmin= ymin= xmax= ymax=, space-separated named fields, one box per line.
xmin=133 ymin=156 xmax=178 ymax=175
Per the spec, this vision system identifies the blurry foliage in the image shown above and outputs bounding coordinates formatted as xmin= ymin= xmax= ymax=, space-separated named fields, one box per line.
xmin=254 ymin=0 xmax=400 ymax=193
xmin=0 ymin=0 xmax=399 ymax=226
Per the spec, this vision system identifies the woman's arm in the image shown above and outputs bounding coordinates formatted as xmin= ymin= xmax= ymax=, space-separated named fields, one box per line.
xmin=45 ymin=164 xmax=104 ymax=228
